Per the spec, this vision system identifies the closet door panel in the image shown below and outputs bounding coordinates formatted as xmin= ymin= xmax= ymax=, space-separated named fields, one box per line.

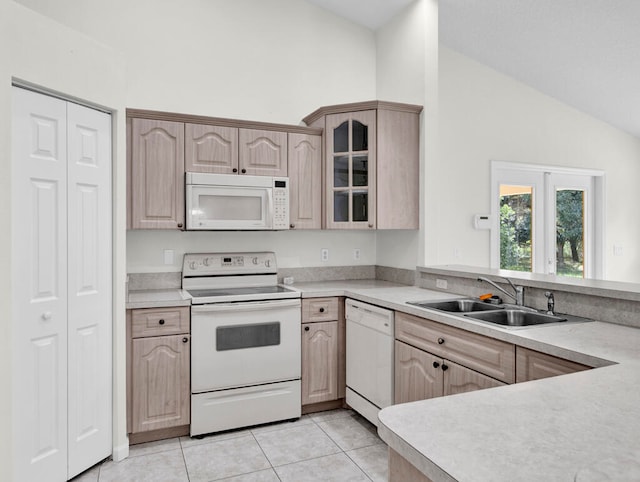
xmin=66 ymin=103 xmax=113 ymax=478
xmin=11 ymin=87 xmax=68 ymax=482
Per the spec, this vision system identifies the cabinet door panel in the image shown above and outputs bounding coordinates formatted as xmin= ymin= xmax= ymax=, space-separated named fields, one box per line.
xmin=302 ymin=321 xmax=338 ymax=405
xmin=325 ymin=110 xmax=376 ymax=229
xmin=131 ymin=119 xmax=184 ymax=229
xmin=516 ymin=347 xmax=590 ymax=382
xmin=185 ymin=123 xmax=238 ymax=174
xmin=288 ymin=133 xmax=321 ymax=229
xmin=444 ymin=360 xmax=505 ymax=396
xmin=394 ymin=341 xmax=443 ymax=404
xmin=132 ymin=335 xmax=190 ymax=432
xmin=396 ymin=312 xmax=515 ymax=384
xmin=239 ymin=129 xmax=287 ymax=176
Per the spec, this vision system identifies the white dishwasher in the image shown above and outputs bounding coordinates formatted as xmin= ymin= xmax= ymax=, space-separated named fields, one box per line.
xmin=346 ymin=299 xmax=394 ymax=427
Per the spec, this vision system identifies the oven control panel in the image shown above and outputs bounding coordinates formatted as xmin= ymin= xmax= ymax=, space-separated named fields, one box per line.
xmin=183 ymin=252 xmax=277 ymax=276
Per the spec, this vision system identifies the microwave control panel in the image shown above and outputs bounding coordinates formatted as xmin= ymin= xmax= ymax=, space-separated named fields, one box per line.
xmin=273 ymin=178 xmax=289 ymax=230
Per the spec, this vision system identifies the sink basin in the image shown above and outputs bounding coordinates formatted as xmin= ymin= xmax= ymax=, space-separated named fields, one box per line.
xmin=409 ymin=299 xmax=504 ymax=313
xmin=464 ymin=310 xmax=567 ymax=327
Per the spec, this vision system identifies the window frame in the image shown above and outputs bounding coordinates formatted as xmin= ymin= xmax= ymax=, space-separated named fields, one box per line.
xmin=490 ymin=161 xmax=606 ymax=279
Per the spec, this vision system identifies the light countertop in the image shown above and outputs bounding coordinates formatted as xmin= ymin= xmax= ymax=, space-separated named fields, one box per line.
xmin=126 ymin=289 xmax=191 ymax=309
xmin=126 ymin=279 xmax=640 ymax=480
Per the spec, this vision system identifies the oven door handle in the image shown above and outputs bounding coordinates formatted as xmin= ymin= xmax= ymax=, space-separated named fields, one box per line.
xmin=191 ymin=299 xmax=301 ymax=313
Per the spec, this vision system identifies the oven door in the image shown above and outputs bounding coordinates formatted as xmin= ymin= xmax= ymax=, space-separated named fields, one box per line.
xmin=191 ymin=299 xmax=301 ymax=392
xmin=186 ymin=184 xmax=273 ymax=230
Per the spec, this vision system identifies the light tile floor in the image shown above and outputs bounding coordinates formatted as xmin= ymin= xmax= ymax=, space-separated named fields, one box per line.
xmin=73 ymin=409 xmax=388 ymax=482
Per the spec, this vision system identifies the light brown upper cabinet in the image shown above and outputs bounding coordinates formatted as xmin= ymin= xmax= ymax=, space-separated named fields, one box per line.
xmin=129 ymin=118 xmax=185 ymax=229
xmin=304 ymin=101 xmax=422 ymax=230
xmin=186 ymin=125 xmax=288 ymax=177
xmin=127 ymin=109 xmax=321 ymax=230
xmin=185 ymin=123 xmax=239 ymax=174
xmin=239 ymin=129 xmax=288 ymax=177
xmin=288 ymin=133 xmax=322 ymax=229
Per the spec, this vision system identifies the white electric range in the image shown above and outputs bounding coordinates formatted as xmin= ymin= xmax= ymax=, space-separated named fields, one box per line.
xmin=183 ymin=252 xmax=301 ymax=436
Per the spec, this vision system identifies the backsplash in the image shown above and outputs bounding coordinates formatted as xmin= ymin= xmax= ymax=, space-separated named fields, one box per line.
xmin=128 ymin=265 xmax=416 ymax=292
xmin=417 ymin=267 xmax=640 ymax=329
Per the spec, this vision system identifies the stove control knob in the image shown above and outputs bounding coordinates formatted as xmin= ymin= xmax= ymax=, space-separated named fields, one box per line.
xmin=252 ymin=257 xmax=258 ymax=265
xmin=265 ymin=259 xmax=271 ymax=268
xmin=203 ymin=257 xmax=211 ymax=266
xmin=189 ymin=261 xmax=197 ymax=270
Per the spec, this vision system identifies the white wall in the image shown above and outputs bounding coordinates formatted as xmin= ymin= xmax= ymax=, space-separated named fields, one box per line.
xmin=437 ymin=46 xmax=640 ymax=282
xmin=17 ymin=0 xmax=381 ymax=273
xmin=1 ymin=1 xmax=129 ymax=478
xmin=374 ymin=0 xmax=438 ymax=270
xmin=128 ymin=230 xmax=376 ymax=272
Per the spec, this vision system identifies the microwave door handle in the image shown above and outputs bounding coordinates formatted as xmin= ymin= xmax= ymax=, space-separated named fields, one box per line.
xmin=266 ymin=190 xmax=274 ymax=229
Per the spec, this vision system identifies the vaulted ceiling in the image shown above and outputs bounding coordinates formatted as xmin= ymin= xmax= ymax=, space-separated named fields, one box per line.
xmin=306 ymin=0 xmax=640 ymax=140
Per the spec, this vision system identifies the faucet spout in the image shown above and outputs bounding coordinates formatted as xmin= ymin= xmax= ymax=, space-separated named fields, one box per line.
xmin=477 ymin=276 xmax=525 ymax=306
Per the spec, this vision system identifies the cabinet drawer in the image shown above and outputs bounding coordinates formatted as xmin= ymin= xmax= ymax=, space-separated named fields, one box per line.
xmin=302 ymin=298 xmax=339 ymax=322
xmin=131 ymin=307 xmax=190 ymax=338
xmin=396 ymin=312 xmax=515 ymax=384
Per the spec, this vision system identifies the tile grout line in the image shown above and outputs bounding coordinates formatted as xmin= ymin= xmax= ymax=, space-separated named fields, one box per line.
xmin=249 ymin=430 xmax=283 ymax=481
xmin=179 ymin=436 xmax=191 ymax=482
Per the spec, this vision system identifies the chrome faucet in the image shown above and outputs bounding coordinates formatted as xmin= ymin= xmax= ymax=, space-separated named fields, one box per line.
xmin=544 ymin=291 xmax=555 ymax=315
xmin=477 ymin=276 xmax=525 ymax=306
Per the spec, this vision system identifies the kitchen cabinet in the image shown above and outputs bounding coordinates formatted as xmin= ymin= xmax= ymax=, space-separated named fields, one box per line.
xmin=127 ymin=307 xmax=190 ymax=443
xmin=128 ymin=109 xmax=323 ymax=230
xmin=130 ymin=118 xmax=185 ymax=229
xmin=301 ymin=298 xmax=345 ymax=408
xmin=288 ymin=133 xmax=322 ymax=229
xmin=516 ymin=346 xmax=590 ymax=382
xmin=185 ymin=124 xmax=288 ymax=177
xmin=239 ymin=128 xmax=288 ymax=176
xmin=303 ymin=101 xmax=422 ymax=230
xmin=395 ymin=341 xmax=505 ymax=404
xmin=395 ymin=312 xmax=516 ymax=384
xmin=185 ymin=123 xmax=238 ymax=174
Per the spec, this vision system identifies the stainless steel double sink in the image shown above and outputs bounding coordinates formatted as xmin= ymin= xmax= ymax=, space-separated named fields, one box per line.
xmin=408 ymin=299 xmax=573 ymax=328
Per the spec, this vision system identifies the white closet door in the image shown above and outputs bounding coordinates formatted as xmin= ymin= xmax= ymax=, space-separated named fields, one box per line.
xmin=66 ymin=102 xmax=112 ymax=478
xmin=12 ymin=88 xmax=69 ymax=481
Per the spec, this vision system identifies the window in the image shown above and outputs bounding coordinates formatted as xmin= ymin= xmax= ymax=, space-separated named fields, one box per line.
xmin=491 ymin=161 xmax=604 ymax=279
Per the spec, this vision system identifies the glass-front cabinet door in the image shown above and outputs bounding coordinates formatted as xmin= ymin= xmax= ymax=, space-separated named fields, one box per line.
xmin=325 ymin=110 xmax=376 ymax=229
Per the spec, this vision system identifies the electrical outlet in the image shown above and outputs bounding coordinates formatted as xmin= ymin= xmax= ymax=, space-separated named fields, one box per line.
xmin=164 ymin=249 xmax=174 ymax=265
xmin=321 ymin=248 xmax=329 ymax=262
xmin=436 ymin=278 xmax=448 ymax=289
xmin=353 ymin=248 xmax=361 ymax=260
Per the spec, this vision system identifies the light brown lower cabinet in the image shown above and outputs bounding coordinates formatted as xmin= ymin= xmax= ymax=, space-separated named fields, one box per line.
xmin=127 ymin=307 xmax=191 ymax=443
xmin=516 ymin=346 xmax=590 ymax=382
xmin=302 ymin=321 xmax=339 ymax=405
xmin=301 ymin=297 xmax=345 ymax=410
xmin=395 ymin=341 xmax=505 ymax=405
xmin=131 ymin=334 xmax=190 ymax=433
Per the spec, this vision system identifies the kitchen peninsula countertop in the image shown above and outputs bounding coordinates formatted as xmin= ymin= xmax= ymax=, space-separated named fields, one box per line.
xmin=296 ymin=281 xmax=640 ymax=481
xmin=126 ymin=278 xmax=640 ymax=480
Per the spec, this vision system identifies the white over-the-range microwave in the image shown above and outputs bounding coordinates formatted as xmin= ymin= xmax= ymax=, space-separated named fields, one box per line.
xmin=185 ymin=172 xmax=290 ymax=230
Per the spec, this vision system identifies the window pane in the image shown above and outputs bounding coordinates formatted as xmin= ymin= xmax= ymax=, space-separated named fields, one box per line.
xmin=333 ymin=155 xmax=349 ymax=187
xmin=333 ymin=121 xmax=348 ymax=153
xmin=556 ymin=189 xmax=585 ymax=278
xmin=334 ymin=191 xmax=349 ymax=222
xmin=352 ymin=190 xmax=368 ymax=222
xmin=352 ymin=121 xmax=368 ymax=151
xmin=353 ymin=155 xmax=368 ymax=186
xmin=499 ymin=185 xmax=533 ymax=272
